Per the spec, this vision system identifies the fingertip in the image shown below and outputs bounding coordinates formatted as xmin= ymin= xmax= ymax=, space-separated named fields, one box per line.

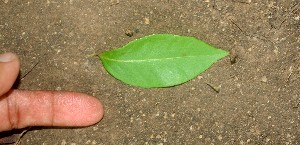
xmin=51 ymin=91 xmax=104 ymax=127
xmin=92 ymin=97 xmax=104 ymax=125
xmin=77 ymin=93 xmax=105 ymax=126
xmin=82 ymin=93 xmax=104 ymax=125
xmin=0 ymin=90 xmax=104 ymax=131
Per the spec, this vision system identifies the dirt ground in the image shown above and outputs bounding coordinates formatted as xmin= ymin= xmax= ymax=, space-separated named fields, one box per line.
xmin=1 ymin=0 xmax=299 ymax=144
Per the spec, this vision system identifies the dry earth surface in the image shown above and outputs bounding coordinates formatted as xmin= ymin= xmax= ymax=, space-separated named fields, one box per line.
xmin=1 ymin=0 xmax=299 ymax=144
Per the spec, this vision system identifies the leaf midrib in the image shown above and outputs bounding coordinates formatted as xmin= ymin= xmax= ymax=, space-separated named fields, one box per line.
xmin=101 ymin=54 xmax=220 ymax=63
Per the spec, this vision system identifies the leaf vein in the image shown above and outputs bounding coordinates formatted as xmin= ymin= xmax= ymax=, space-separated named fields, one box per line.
xmin=101 ymin=55 xmax=211 ymax=63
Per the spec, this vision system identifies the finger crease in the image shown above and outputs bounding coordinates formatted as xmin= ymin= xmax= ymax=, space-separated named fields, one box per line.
xmin=6 ymin=98 xmax=13 ymax=129
xmin=51 ymin=93 xmax=55 ymax=126
xmin=16 ymin=98 xmax=21 ymax=129
xmin=6 ymin=94 xmax=18 ymax=130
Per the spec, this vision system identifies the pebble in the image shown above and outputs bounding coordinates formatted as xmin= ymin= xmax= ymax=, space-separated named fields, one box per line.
xmin=197 ymin=76 xmax=203 ymax=80
xmin=144 ymin=17 xmax=150 ymax=24
xmin=61 ymin=139 xmax=67 ymax=145
xmin=261 ymin=76 xmax=268 ymax=83
xmin=92 ymin=140 xmax=97 ymax=145
xmin=93 ymin=127 xmax=98 ymax=131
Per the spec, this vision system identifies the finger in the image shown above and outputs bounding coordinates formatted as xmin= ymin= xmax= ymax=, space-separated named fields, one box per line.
xmin=0 ymin=53 xmax=20 ymax=96
xmin=0 ymin=90 xmax=104 ymax=132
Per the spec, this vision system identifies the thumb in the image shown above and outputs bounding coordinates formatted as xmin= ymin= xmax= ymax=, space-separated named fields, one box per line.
xmin=0 ymin=53 xmax=20 ymax=96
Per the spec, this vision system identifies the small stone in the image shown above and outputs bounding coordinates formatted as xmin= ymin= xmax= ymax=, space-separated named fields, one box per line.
xmin=218 ymin=135 xmax=223 ymax=140
xmin=171 ymin=113 xmax=175 ymax=117
xmin=144 ymin=17 xmax=150 ymax=24
xmin=92 ymin=140 xmax=97 ymax=145
xmin=197 ymin=76 xmax=203 ymax=80
xmin=155 ymin=112 xmax=160 ymax=116
xmin=273 ymin=48 xmax=279 ymax=55
xmin=150 ymin=134 xmax=154 ymax=139
xmin=125 ymin=29 xmax=134 ymax=37
xmin=189 ymin=125 xmax=193 ymax=131
xmin=261 ymin=76 xmax=268 ymax=83
xmin=85 ymin=140 xmax=91 ymax=144
xmin=130 ymin=117 xmax=134 ymax=122
xmin=61 ymin=139 xmax=67 ymax=145
xmin=110 ymin=0 xmax=120 ymax=5
xmin=163 ymin=112 xmax=168 ymax=119
xmin=156 ymin=135 xmax=161 ymax=139
xmin=93 ymin=127 xmax=98 ymax=131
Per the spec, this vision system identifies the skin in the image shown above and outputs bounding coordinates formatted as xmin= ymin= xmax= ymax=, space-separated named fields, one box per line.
xmin=0 ymin=53 xmax=104 ymax=132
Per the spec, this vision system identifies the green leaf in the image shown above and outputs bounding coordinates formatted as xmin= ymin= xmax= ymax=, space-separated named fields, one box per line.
xmin=99 ymin=34 xmax=228 ymax=88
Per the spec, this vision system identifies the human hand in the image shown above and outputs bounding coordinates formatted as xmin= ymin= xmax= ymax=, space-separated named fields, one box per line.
xmin=0 ymin=53 xmax=104 ymax=132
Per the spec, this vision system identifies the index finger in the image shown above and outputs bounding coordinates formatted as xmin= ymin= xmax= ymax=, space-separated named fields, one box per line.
xmin=0 ymin=90 xmax=104 ymax=132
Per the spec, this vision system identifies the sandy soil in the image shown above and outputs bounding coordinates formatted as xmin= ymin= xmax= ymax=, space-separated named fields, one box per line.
xmin=1 ymin=0 xmax=299 ymax=144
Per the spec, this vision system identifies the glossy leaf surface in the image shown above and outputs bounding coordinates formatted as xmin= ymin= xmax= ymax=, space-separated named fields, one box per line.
xmin=100 ymin=34 xmax=228 ymax=88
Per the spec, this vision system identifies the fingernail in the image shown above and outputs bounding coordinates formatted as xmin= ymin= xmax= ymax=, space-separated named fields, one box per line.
xmin=0 ymin=53 xmax=16 ymax=62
